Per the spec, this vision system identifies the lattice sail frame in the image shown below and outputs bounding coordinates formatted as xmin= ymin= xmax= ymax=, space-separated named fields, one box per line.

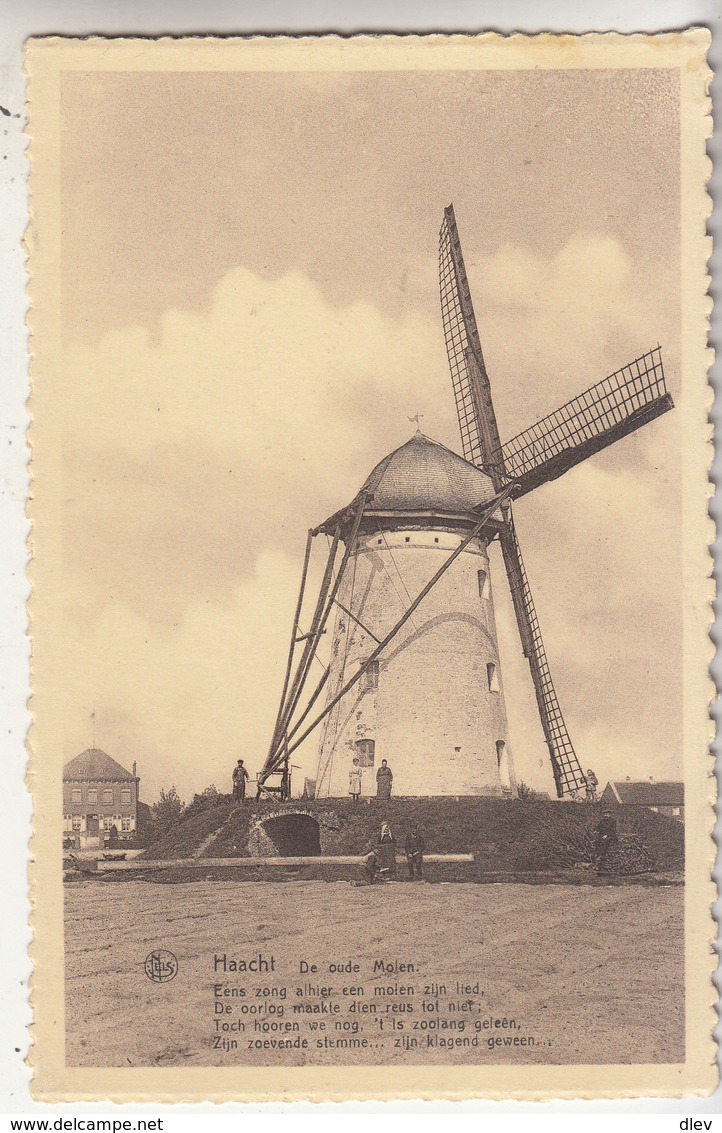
xmin=440 ymin=206 xmax=589 ymax=797
xmin=439 ymin=208 xmax=503 ymax=472
xmin=499 ymin=518 xmax=588 ymax=797
xmin=501 ymin=347 xmax=672 ymax=497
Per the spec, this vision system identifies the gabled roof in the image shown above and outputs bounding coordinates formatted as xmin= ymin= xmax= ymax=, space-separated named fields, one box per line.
xmin=63 ymin=748 xmax=135 ymax=782
xmin=607 ymin=781 xmax=684 ymax=807
xmin=137 ymin=801 xmax=153 ymax=821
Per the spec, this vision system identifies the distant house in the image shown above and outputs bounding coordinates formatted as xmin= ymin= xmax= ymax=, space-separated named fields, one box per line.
xmin=136 ymin=800 xmax=154 ymax=840
xmin=63 ymin=748 xmax=141 ymax=848
xmin=600 ymin=780 xmax=684 ymax=823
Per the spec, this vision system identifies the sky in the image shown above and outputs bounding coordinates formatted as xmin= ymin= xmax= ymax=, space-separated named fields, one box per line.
xmin=57 ymin=65 xmax=681 ymax=804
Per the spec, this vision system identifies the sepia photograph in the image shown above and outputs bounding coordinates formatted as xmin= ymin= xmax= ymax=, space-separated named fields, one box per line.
xmin=25 ymin=32 xmax=713 ymax=1101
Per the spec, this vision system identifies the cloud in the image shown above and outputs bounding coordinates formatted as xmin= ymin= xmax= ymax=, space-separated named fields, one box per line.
xmin=57 ymin=238 xmax=681 ymax=799
xmin=466 ymin=233 xmax=679 ymax=435
xmin=492 ymin=451 xmax=682 ymax=796
xmin=61 ymin=549 xmax=323 ymax=803
xmin=60 ymin=267 xmax=450 ymax=623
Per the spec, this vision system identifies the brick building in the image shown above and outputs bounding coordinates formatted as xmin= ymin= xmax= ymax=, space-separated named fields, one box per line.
xmin=600 ymin=779 xmax=684 ymax=823
xmin=63 ymin=747 xmax=141 ymax=848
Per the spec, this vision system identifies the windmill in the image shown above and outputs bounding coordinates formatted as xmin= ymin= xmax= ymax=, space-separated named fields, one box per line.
xmin=256 ymin=207 xmax=673 ymax=801
xmin=438 ymin=204 xmax=673 ymax=796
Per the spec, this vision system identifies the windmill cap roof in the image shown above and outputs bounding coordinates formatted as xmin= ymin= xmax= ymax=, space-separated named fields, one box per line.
xmin=63 ymin=748 xmax=136 ymax=782
xmin=361 ymin=433 xmax=495 ymax=516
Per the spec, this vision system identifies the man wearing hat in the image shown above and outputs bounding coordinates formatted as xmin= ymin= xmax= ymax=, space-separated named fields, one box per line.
xmin=232 ymin=759 xmax=250 ymax=802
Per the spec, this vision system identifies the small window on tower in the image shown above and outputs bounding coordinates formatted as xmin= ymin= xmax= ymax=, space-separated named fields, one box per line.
xmin=487 ymin=663 xmax=499 ymax=692
xmin=355 ymin=739 xmax=375 ymax=767
xmin=478 ymin=569 xmax=490 ymax=599
xmin=496 ymin=740 xmax=511 ymax=791
xmin=434 ymin=537 xmax=439 ymax=543
xmin=405 ymin=536 xmax=410 ymax=543
xmin=361 ymin=661 xmax=379 ymax=690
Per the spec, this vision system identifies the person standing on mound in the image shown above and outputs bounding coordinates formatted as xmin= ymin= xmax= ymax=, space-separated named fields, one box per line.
xmin=349 ymin=758 xmax=363 ymax=802
xmin=232 ymin=758 xmax=249 ymax=802
xmin=376 ymin=759 xmax=393 ymax=799
xmin=585 ymin=768 xmax=599 ymax=803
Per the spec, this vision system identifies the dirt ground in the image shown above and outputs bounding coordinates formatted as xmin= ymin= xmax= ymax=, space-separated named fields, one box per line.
xmin=64 ymin=879 xmax=684 ymax=1068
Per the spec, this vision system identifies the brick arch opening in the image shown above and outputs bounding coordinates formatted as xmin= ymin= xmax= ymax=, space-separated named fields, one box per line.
xmin=251 ymin=812 xmax=322 ymax=856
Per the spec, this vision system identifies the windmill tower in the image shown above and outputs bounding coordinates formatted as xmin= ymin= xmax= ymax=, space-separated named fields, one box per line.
xmin=256 ymin=207 xmax=673 ymax=802
xmin=314 ymin=431 xmax=516 ymax=798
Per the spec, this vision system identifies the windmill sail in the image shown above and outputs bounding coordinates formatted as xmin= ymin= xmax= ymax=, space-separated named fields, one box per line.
xmin=499 ymin=516 xmax=587 ymax=797
xmin=439 ymin=205 xmax=505 ymax=477
xmin=501 ymin=347 xmax=673 ymax=498
xmin=439 ymin=204 xmax=586 ymax=798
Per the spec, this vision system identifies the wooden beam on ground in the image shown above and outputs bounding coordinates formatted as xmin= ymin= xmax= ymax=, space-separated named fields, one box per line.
xmin=95 ymin=854 xmax=475 ymax=872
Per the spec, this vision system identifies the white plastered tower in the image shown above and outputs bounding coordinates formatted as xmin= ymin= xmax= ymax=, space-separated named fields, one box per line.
xmin=315 ymin=434 xmax=516 ymax=799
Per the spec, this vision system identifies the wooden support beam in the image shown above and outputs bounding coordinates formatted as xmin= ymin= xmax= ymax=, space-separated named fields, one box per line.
xmin=332 ymin=598 xmax=380 ymax=644
xmin=265 ymin=529 xmax=314 ymax=768
xmin=264 ymin=489 xmax=370 ymax=777
xmin=285 ymin=482 xmax=516 ymax=759
xmin=95 ymin=853 xmax=475 ymax=872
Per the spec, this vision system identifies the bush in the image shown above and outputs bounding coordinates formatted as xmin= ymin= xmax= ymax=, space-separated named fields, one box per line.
xmin=151 ymin=786 xmax=185 ymax=836
xmin=516 ymin=781 xmax=540 ymax=801
xmin=183 ymin=785 xmax=232 ymax=822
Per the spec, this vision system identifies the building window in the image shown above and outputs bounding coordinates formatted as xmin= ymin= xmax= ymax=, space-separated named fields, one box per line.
xmin=487 ymin=662 xmax=499 ymax=692
xmin=121 ymin=788 xmax=131 ymax=805
xmin=103 ymin=788 xmax=113 ymax=804
xmin=87 ymin=787 xmax=97 ymax=803
xmin=361 ymin=661 xmax=379 ymax=690
xmin=404 ymin=536 xmax=410 ymax=543
xmin=355 ymin=739 xmax=375 ymax=768
xmin=71 ymin=787 xmax=82 ymax=804
xmin=121 ymin=817 xmax=132 ymax=832
xmin=72 ymin=816 xmax=82 ymax=832
xmin=496 ymin=740 xmax=511 ymax=790
xmin=478 ymin=569 xmax=490 ymax=599
xmin=672 ymin=807 xmax=680 ymax=816
xmin=103 ymin=816 xmax=114 ymax=831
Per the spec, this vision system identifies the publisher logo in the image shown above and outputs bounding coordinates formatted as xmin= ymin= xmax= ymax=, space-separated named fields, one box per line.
xmin=144 ymin=949 xmax=178 ymax=983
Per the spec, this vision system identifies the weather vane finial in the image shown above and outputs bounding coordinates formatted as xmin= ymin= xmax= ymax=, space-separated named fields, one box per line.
xmin=408 ymin=412 xmax=424 ymax=436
